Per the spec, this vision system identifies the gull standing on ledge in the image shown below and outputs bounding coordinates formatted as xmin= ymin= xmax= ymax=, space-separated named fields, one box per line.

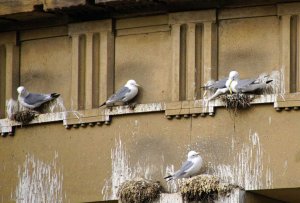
xmin=164 ymin=151 xmax=203 ymax=181
xmin=99 ymin=79 xmax=140 ymax=107
xmin=207 ymin=70 xmax=273 ymax=101
xmin=17 ymin=86 xmax=60 ymax=109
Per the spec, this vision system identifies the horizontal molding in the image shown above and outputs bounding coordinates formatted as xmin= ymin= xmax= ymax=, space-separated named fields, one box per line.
xmin=169 ymin=10 xmax=216 ymax=24
xmin=116 ymin=15 xmax=168 ymax=30
xmin=68 ymin=19 xmax=112 ymax=35
xmin=278 ymin=2 xmax=300 ymax=16
xmin=116 ymin=25 xmax=170 ymax=36
xmin=219 ymin=5 xmax=277 ymax=20
xmin=20 ymin=26 xmax=68 ymax=41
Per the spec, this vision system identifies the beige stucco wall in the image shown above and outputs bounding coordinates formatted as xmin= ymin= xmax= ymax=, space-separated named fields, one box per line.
xmin=0 ymin=3 xmax=300 ymax=203
xmin=0 ymin=107 xmax=300 ymax=202
xmin=115 ymin=31 xmax=172 ymax=103
xmin=20 ymin=33 xmax=72 ymax=110
xmin=218 ymin=16 xmax=280 ymax=78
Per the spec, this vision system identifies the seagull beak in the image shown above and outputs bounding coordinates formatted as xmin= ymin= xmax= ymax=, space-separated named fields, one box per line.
xmin=135 ymin=83 xmax=141 ymax=87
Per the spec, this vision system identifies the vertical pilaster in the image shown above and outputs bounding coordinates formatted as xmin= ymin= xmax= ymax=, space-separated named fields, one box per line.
xmin=99 ymin=31 xmax=114 ymax=104
xmin=169 ymin=10 xmax=216 ymax=101
xmin=186 ymin=23 xmax=196 ymax=100
xmin=0 ymin=32 xmax=19 ymax=118
xmin=69 ymin=20 xmax=114 ymax=110
xmin=5 ymin=43 xmax=19 ymax=100
xmin=85 ymin=33 xmax=93 ymax=109
xmin=171 ymin=24 xmax=181 ymax=101
xmin=71 ymin=34 xmax=80 ymax=110
xmin=278 ymin=2 xmax=300 ymax=93
xmin=203 ymin=22 xmax=217 ymax=85
xmin=297 ymin=14 xmax=300 ymax=92
xmin=280 ymin=15 xmax=291 ymax=93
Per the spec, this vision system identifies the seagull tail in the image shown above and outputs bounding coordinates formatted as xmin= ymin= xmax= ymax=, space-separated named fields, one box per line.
xmin=51 ymin=93 xmax=60 ymax=99
xmin=99 ymin=102 xmax=106 ymax=107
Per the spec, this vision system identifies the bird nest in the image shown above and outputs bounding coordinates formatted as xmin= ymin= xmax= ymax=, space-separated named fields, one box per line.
xmin=117 ymin=179 xmax=162 ymax=203
xmin=12 ymin=110 xmax=37 ymax=124
xmin=220 ymin=93 xmax=254 ymax=110
xmin=179 ymin=174 xmax=236 ymax=202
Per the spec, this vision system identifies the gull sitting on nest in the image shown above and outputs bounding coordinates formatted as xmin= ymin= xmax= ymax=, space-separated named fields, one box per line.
xmin=164 ymin=150 xmax=203 ymax=181
xmin=17 ymin=86 xmax=60 ymax=110
xmin=205 ymin=70 xmax=273 ymax=101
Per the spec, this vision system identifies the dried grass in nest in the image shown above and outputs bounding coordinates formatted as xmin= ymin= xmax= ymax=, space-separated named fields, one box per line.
xmin=12 ymin=110 xmax=37 ymax=124
xmin=220 ymin=93 xmax=254 ymax=110
xmin=179 ymin=174 xmax=235 ymax=202
xmin=117 ymin=179 xmax=162 ymax=203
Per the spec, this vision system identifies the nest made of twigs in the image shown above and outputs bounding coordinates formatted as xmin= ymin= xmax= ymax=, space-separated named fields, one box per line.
xmin=117 ymin=179 xmax=162 ymax=203
xmin=12 ymin=110 xmax=37 ymax=124
xmin=179 ymin=174 xmax=235 ymax=202
xmin=220 ymin=93 xmax=254 ymax=110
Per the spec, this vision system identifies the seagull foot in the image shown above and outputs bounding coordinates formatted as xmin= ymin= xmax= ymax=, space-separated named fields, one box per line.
xmin=128 ymin=102 xmax=137 ymax=110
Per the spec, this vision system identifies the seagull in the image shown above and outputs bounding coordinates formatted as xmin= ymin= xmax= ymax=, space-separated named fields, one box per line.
xmin=99 ymin=79 xmax=140 ymax=107
xmin=206 ymin=70 xmax=273 ymax=101
xmin=164 ymin=151 xmax=203 ymax=181
xmin=17 ymin=86 xmax=60 ymax=109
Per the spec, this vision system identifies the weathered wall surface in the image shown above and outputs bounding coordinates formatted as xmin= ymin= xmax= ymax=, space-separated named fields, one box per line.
xmin=0 ymin=107 xmax=300 ymax=202
xmin=0 ymin=2 xmax=300 ymax=203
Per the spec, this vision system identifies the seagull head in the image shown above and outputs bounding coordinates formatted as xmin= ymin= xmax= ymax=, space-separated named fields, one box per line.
xmin=17 ymin=86 xmax=29 ymax=97
xmin=187 ymin=150 xmax=200 ymax=159
xmin=228 ymin=71 xmax=239 ymax=81
xmin=126 ymin=80 xmax=141 ymax=87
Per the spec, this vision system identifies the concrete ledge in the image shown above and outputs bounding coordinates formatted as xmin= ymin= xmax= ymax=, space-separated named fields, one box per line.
xmin=0 ymin=94 xmax=294 ymax=135
xmin=119 ymin=189 xmax=245 ymax=203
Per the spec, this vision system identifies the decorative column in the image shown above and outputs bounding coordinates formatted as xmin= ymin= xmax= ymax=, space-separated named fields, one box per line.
xmin=278 ymin=3 xmax=300 ymax=93
xmin=68 ymin=20 xmax=114 ymax=110
xmin=169 ymin=10 xmax=217 ymax=101
xmin=0 ymin=32 xmax=19 ymax=118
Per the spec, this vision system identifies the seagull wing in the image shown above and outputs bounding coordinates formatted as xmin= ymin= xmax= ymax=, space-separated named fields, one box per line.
xmin=240 ymin=83 xmax=267 ymax=92
xmin=206 ymin=78 xmax=228 ymax=90
xmin=107 ymin=86 xmax=131 ymax=103
xmin=173 ymin=160 xmax=194 ymax=178
xmin=24 ymin=93 xmax=52 ymax=105
xmin=236 ymin=78 xmax=256 ymax=90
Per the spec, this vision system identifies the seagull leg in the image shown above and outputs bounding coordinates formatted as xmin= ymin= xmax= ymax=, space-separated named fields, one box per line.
xmin=208 ymin=88 xmax=229 ymax=101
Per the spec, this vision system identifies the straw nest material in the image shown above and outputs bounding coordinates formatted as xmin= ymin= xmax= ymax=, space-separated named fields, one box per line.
xmin=220 ymin=93 xmax=254 ymax=110
xmin=12 ymin=110 xmax=37 ymax=124
xmin=179 ymin=174 xmax=235 ymax=202
xmin=117 ymin=179 xmax=162 ymax=203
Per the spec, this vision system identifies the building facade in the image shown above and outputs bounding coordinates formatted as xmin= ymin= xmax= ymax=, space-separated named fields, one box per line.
xmin=0 ymin=0 xmax=300 ymax=202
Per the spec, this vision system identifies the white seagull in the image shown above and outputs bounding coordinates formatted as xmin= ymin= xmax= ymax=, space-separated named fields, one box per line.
xmin=17 ymin=86 xmax=60 ymax=109
xmin=164 ymin=150 xmax=203 ymax=181
xmin=206 ymin=70 xmax=273 ymax=101
xmin=99 ymin=79 xmax=140 ymax=107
